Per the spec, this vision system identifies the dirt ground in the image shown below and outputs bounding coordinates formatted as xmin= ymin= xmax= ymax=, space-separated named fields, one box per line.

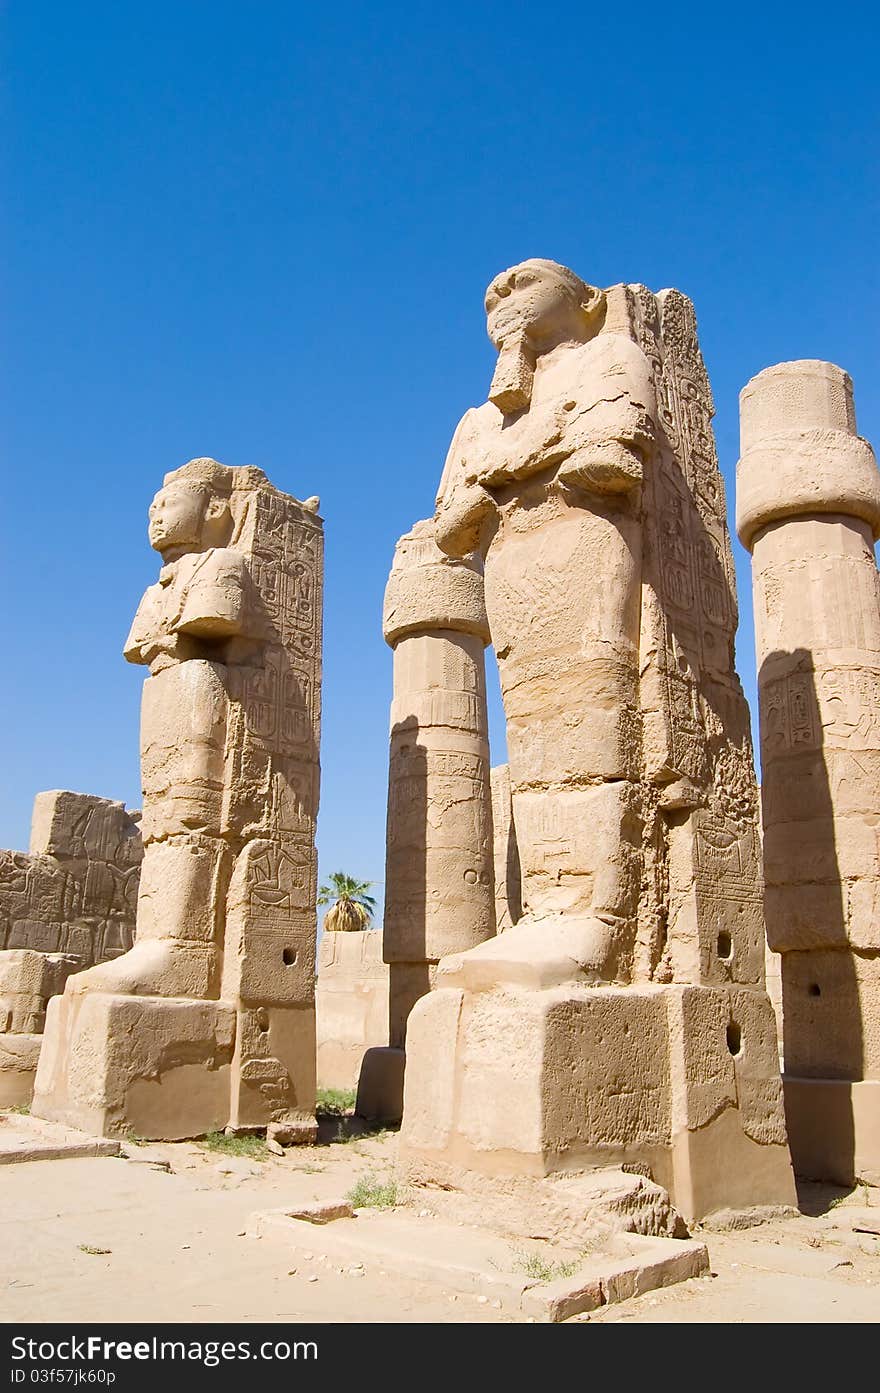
xmin=1 ymin=1115 xmax=878 ymax=1324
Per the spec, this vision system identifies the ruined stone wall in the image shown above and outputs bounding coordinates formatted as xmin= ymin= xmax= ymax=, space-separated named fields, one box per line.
xmin=0 ymin=791 xmax=141 ymax=964
xmin=0 ymin=791 xmax=142 ymax=1104
xmin=316 ymin=930 xmax=389 ymax=1091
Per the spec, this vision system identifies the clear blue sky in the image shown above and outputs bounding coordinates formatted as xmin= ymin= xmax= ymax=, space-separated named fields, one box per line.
xmin=2 ymin=3 xmax=878 ymax=918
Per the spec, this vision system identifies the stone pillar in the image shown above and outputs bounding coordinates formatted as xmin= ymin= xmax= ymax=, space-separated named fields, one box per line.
xmin=382 ymin=519 xmax=495 ymax=1045
xmin=738 ymin=360 xmax=880 ymax=1184
xmin=32 ymin=460 xmax=322 ymax=1142
xmin=357 ymin=521 xmax=495 ymax=1123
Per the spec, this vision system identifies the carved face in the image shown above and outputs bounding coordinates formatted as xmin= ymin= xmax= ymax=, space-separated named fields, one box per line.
xmin=147 ymin=481 xmax=207 ymax=556
xmin=485 ymin=261 xmax=582 ymax=348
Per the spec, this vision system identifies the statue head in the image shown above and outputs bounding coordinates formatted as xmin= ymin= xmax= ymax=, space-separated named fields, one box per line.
xmin=485 ymin=260 xmax=603 ymax=352
xmin=148 ymin=457 xmax=234 ymax=561
xmin=484 ymin=260 xmax=605 ymax=413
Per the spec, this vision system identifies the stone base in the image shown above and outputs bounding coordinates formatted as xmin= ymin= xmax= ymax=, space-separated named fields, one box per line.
xmin=0 ymin=1112 xmax=121 ymax=1164
xmin=784 ymin=1076 xmax=880 ymax=1186
xmin=402 ymin=1164 xmax=687 ymax=1247
xmin=400 ymin=981 xmax=797 ymax=1225
xmin=356 ymin=1046 xmax=405 ymax=1123
xmin=0 ymin=1033 xmax=42 ymax=1108
xmin=31 ymin=991 xmax=236 ymax=1140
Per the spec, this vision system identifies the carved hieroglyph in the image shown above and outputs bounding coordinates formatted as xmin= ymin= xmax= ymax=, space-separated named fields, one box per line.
xmin=399 ymin=260 xmax=796 ymax=1223
xmin=1 ymin=791 xmax=141 ymax=963
xmin=0 ymin=791 xmax=142 ymax=1106
xmin=316 ymin=930 xmax=389 ymax=1091
xmin=490 ymin=764 xmax=521 ymax=932
xmin=32 ymin=460 xmax=323 ymax=1140
xmin=382 ymin=520 xmax=495 ymax=1047
xmin=738 ymin=361 xmax=880 ymax=1184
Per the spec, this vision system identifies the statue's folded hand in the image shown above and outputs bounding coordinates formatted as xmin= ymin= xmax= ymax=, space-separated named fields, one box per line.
xmin=557 ymin=439 xmax=644 ymax=496
xmin=434 ymin=479 xmax=496 ymax=558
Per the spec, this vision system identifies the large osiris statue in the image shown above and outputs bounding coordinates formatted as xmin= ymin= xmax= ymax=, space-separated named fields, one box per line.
xmin=399 ymin=261 xmax=797 ymax=1225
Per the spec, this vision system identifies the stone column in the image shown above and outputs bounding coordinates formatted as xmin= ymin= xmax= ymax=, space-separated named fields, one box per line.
xmin=738 ymin=360 xmax=880 ymax=1185
xmin=356 ymin=520 xmax=495 ymax=1122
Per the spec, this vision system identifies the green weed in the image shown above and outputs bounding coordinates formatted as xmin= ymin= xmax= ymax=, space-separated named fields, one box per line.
xmin=511 ymin=1248 xmax=582 ymax=1283
xmin=200 ymin=1130 xmax=268 ymax=1161
xmin=316 ymin=1088 xmax=356 ymax=1116
xmin=346 ymin=1174 xmax=398 ymax=1210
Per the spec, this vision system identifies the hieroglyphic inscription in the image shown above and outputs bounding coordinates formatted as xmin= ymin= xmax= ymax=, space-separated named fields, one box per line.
xmin=0 ymin=795 xmax=141 ymax=966
xmin=619 ymin=284 xmax=764 ymax=981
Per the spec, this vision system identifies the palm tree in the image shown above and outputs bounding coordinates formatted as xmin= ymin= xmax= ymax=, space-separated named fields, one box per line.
xmin=318 ymin=872 xmax=377 ymax=932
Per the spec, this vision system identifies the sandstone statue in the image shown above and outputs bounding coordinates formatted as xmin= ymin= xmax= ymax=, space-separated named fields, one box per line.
xmin=0 ymin=790 xmax=141 ymax=1105
xmin=399 ymin=260 xmax=796 ymax=1224
xmin=32 ymin=458 xmax=323 ymax=1141
xmin=738 ymin=361 xmax=880 ymax=1185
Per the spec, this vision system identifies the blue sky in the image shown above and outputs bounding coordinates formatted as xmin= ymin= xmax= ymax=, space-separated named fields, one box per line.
xmin=2 ymin=3 xmax=878 ymax=917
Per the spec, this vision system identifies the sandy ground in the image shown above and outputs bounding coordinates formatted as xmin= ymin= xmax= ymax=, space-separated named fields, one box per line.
xmin=1 ymin=1118 xmax=879 ymax=1324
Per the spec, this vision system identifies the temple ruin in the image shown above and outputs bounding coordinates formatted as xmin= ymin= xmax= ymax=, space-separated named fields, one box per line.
xmin=5 ymin=263 xmax=876 ymax=1254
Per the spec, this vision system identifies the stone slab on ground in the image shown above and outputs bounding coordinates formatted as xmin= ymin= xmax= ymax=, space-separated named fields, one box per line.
xmin=252 ymin=1205 xmax=709 ymax=1321
xmin=0 ymin=1112 xmax=121 ymax=1164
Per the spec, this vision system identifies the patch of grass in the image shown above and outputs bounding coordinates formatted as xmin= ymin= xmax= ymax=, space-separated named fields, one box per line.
xmin=511 ymin=1248 xmax=582 ymax=1283
xmin=346 ymin=1173 xmax=398 ymax=1210
xmin=122 ymin=1127 xmax=147 ymax=1145
xmin=199 ymin=1130 xmax=268 ymax=1161
xmin=316 ymin=1088 xmax=356 ymax=1116
xmin=78 ymin=1244 xmax=112 ymax=1256
xmin=7 ymin=1103 xmax=30 ymax=1115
